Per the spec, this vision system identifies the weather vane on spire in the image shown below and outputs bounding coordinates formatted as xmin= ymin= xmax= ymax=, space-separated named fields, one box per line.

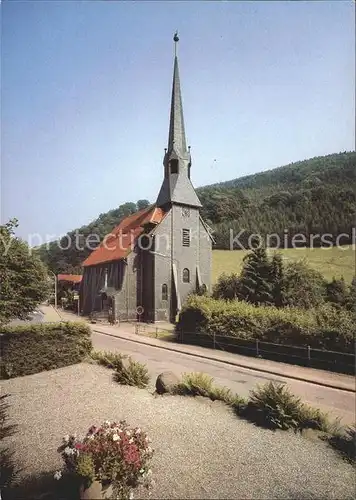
xmin=173 ymin=31 xmax=179 ymax=57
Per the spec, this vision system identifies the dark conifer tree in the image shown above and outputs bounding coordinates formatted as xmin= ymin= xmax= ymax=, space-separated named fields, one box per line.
xmin=238 ymin=247 xmax=273 ymax=306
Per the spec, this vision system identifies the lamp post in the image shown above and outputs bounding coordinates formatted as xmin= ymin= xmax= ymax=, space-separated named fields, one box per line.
xmin=49 ymin=271 xmax=57 ymax=309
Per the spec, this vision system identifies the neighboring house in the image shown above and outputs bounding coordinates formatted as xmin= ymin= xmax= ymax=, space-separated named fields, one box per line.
xmin=57 ymin=274 xmax=83 ymax=291
xmin=80 ymin=35 xmax=213 ymax=323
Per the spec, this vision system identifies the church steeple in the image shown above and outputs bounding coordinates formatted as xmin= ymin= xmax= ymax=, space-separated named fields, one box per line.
xmin=168 ymin=39 xmax=187 ymax=157
xmin=156 ymin=33 xmax=202 ymax=209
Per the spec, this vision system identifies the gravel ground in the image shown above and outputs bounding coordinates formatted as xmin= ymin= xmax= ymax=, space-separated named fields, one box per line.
xmin=2 ymin=363 xmax=355 ymax=499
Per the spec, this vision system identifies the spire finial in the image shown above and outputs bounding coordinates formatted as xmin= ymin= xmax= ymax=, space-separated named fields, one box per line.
xmin=173 ymin=31 xmax=179 ymax=57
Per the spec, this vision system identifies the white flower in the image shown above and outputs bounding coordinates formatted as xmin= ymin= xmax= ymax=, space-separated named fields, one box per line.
xmin=129 ymin=438 xmax=134 ymax=444
xmin=104 ymin=420 xmax=111 ymax=426
xmin=112 ymin=433 xmax=120 ymax=442
xmin=62 ymin=435 xmax=70 ymax=444
xmin=139 ymin=468 xmax=145 ymax=474
xmin=54 ymin=471 xmax=62 ymax=480
xmin=126 ymin=430 xmax=132 ymax=437
xmin=64 ymin=446 xmax=75 ymax=456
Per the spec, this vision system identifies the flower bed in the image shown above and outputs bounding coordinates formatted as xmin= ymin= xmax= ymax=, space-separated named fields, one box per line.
xmin=56 ymin=420 xmax=154 ymax=499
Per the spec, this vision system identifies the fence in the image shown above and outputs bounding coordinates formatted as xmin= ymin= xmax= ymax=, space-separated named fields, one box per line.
xmin=173 ymin=329 xmax=355 ymax=375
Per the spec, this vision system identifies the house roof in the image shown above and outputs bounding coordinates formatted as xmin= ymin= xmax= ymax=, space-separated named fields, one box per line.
xmin=82 ymin=205 xmax=165 ymax=267
xmin=57 ymin=274 xmax=83 ymax=283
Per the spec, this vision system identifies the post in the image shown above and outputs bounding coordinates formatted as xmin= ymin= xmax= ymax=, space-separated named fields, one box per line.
xmin=155 ymin=327 xmax=158 ymax=338
xmin=54 ymin=275 xmax=57 ymax=310
xmin=256 ymin=339 xmax=259 ymax=357
xmin=213 ymin=331 xmax=216 ymax=349
xmin=77 ymin=295 xmax=80 ymax=316
xmin=49 ymin=271 xmax=57 ymax=310
xmin=307 ymin=345 xmax=311 ymax=363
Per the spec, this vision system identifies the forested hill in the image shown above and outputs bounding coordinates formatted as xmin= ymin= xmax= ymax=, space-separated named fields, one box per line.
xmin=37 ymin=151 xmax=356 ymax=273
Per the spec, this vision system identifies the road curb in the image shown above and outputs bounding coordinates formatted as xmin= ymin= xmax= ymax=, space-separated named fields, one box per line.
xmin=93 ymin=329 xmax=355 ymax=394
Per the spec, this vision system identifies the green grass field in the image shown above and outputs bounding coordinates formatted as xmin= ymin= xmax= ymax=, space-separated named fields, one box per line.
xmin=212 ymin=245 xmax=356 ymax=284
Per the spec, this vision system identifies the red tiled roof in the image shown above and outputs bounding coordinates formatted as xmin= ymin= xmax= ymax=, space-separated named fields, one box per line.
xmin=57 ymin=274 xmax=83 ymax=283
xmin=82 ymin=205 xmax=165 ymax=267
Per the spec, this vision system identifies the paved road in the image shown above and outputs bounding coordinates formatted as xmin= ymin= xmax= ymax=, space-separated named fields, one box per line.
xmin=7 ymin=309 xmax=44 ymax=326
xmin=92 ymin=331 xmax=356 ymax=425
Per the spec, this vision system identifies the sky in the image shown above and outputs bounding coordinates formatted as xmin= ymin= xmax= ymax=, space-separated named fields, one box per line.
xmin=1 ymin=1 xmax=355 ymax=242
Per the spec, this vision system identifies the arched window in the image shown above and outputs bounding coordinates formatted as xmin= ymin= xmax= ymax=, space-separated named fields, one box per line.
xmin=162 ymin=284 xmax=168 ymax=301
xmin=182 ymin=268 xmax=190 ymax=283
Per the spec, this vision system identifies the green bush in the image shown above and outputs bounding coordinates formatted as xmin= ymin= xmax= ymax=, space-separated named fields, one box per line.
xmin=238 ymin=382 xmax=330 ymax=432
xmin=1 ymin=394 xmax=20 ymax=490
xmin=325 ymin=424 xmax=356 ymax=463
xmin=90 ymin=350 xmax=124 ymax=371
xmin=0 ymin=322 xmax=92 ymax=379
xmin=91 ymin=350 xmax=150 ymax=388
xmin=113 ymin=357 xmax=150 ymax=388
xmin=173 ymin=372 xmax=247 ymax=406
xmin=174 ymin=372 xmax=214 ymax=397
xmin=177 ymin=295 xmax=355 ymax=353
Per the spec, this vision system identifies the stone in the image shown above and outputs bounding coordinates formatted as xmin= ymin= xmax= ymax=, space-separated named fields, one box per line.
xmin=156 ymin=371 xmax=180 ymax=394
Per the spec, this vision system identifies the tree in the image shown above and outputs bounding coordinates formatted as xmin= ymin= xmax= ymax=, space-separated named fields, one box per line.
xmin=238 ymin=247 xmax=273 ymax=306
xmin=136 ymin=199 xmax=150 ymax=211
xmin=283 ymin=260 xmax=326 ymax=309
xmin=270 ymin=253 xmax=285 ymax=307
xmin=0 ymin=219 xmax=50 ymax=325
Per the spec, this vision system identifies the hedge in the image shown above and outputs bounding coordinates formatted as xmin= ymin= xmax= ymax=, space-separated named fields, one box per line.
xmin=176 ymin=296 xmax=356 ymax=354
xmin=0 ymin=321 xmax=92 ymax=379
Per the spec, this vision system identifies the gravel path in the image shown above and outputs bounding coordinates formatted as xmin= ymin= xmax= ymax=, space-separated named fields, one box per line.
xmin=3 ymin=363 xmax=355 ymax=499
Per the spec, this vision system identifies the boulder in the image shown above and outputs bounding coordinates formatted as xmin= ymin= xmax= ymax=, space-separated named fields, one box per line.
xmin=156 ymin=371 xmax=180 ymax=394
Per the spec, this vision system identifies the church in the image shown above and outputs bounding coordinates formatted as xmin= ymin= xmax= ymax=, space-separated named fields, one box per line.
xmin=80 ymin=34 xmax=213 ymax=323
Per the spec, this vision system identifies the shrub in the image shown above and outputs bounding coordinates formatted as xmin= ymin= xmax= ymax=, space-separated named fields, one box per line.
xmin=174 ymin=372 xmax=214 ymax=397
xmin=0 ymin=322 xmax=92 ymax=379
xmin=325 ymin=424 xmax=356 ymax=463
xmin=113 ymin=357 xmax=150 ymax=389
xmin=325 ymin=277 xmax=349 ymax=308
xmin=176 ymin=295 xmax=356 ymax=353
xmin=90 ymin=350 xmax=124 ymax=371
xmin=0 ymin=394 xmax=20 ymax=490
xmin=239 ymin=382 xmax=330 ymax=432
xmin=346 ymin=277 xmax=356 ymax=313
xmin=213 ymin=273 xmax=241 ymax=300
xmin=173 ymin=372 xmax=247 ymax=406
xmin=91 ymin=351 xmax=150 ymax=389
xmin=56 ymin=420 xmax=154 ymax=499
xmin=283 ymin=260 xmax=326 ymax=309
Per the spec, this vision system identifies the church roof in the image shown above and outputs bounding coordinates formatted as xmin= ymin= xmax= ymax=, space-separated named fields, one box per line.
xmin=82 ymin=205 xmax=165 ymax=267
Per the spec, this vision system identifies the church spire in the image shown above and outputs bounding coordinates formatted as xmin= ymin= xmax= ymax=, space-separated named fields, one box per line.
xmin=168 ymin=32 xmax=187 ymax=156
xmin=156 ymin=33 xmax=202 ymax=209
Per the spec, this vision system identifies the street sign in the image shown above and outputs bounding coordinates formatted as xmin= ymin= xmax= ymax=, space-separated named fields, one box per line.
xmin=136 ymin=306 xmax=144 ymax=316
